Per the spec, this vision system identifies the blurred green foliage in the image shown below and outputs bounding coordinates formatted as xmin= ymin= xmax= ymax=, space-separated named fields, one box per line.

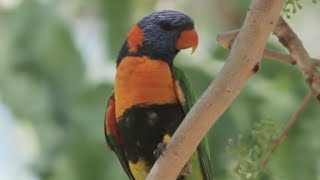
xmin=0 ymin=0 xmax=319 ymax=180
xmin=284 ymin=0 xmax=303 ymax=18
xmin=283 ymin=0 xmax=320 ymax=18
xmin=226 ymin=119 xmax=280 ymax=179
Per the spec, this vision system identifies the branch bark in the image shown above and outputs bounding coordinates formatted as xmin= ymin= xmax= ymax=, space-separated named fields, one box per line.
xmin=273 ymin=17 xmax=320 ymax=99
xmin=146 ymin=0 xmax=285 ymax=179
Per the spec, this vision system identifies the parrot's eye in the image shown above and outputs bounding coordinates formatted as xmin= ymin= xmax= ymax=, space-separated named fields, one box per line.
xmin=159 ymin=21 xmax=174 ymax=31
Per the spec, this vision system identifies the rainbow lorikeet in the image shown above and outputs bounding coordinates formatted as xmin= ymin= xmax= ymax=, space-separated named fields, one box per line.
xmin=104 ymin=10 xmax=212 ymax=180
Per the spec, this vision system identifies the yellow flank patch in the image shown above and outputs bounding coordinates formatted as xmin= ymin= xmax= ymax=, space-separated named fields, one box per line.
xmin=163 ymin=134 xmax=172 ymax=143
xmin=129 ymin=160 xmax=150 ymax=180
xmin=115 ymin=56 xmax=178 ymax=118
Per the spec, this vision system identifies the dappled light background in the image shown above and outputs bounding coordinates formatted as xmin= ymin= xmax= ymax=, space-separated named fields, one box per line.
xmin=0 ymin=0 xmax=319 ymax=180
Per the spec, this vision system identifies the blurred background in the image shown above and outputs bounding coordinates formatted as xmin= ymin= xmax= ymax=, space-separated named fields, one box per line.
xmin=0 ymin=0 xmax=319 ymax=180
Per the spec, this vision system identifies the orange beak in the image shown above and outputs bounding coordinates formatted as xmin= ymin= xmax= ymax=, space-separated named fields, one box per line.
xmin=175 ymin=29 xmax=198 ymax=54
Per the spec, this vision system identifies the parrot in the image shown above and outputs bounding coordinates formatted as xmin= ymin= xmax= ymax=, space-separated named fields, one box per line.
xmin=104 ymin=10 xmax=212 ymax=180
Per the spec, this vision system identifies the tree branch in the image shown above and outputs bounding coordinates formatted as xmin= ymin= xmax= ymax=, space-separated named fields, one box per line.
xmin=146 ymin=0 xmax=285 ymax=179
xmin=218 ymin=16 xmax=320 ymax=170
xmin=217 ymin=18 xmax=320 ymax=101
xmin=261 ymin=91 xmax=314 ymax=168
xmin=217 ymin=29 xmax=320 ymax=66
xmin=273 ymin=17 xmax=320 ymax=99
xmin=313 ymin=60 xmax=320 ymax=67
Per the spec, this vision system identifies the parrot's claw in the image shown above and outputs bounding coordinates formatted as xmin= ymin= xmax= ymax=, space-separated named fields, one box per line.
xmin=153 ymin=142 xmax=192 ymax=178
xmin=179 ymin=163 xmax=192 ymax=177
xmin=153 ymin=142 xmax=167 ymax=158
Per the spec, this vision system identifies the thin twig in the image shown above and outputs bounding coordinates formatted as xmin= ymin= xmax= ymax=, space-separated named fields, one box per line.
xmin=274 ymin=17 xmax=320 ymax=98
xmin=264 ymin=49 xmax=296 ymax=64
xmin=217 ymin=29 xmax=320 ymax=66
xmin=261 ymin=91 xmax=314 ymax=168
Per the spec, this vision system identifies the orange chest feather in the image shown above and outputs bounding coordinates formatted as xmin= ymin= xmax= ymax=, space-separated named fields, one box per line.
xmin=114 ymin=56 xmax=178 ymax=118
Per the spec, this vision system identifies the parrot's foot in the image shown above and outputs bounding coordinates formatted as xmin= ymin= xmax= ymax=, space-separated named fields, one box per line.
xmin=154 ymin=142 xmax=192 ymax=178
xmin=179 ymin=163 xmax=192 ymax=177
xmin=153 ymin=142 xmax=167 ymax=158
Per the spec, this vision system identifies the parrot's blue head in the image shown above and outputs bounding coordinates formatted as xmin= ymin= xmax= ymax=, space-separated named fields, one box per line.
xmin=117 ymin=10 xmax=198 ymax=66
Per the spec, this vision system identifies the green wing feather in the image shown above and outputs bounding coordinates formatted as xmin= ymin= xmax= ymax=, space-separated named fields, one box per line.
xmin=172 ymin=66 xmax=213 ymax=180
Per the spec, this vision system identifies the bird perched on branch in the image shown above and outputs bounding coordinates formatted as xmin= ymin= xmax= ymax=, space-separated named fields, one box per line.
xmin=104 ymin=10 xmax=212 ymax=180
